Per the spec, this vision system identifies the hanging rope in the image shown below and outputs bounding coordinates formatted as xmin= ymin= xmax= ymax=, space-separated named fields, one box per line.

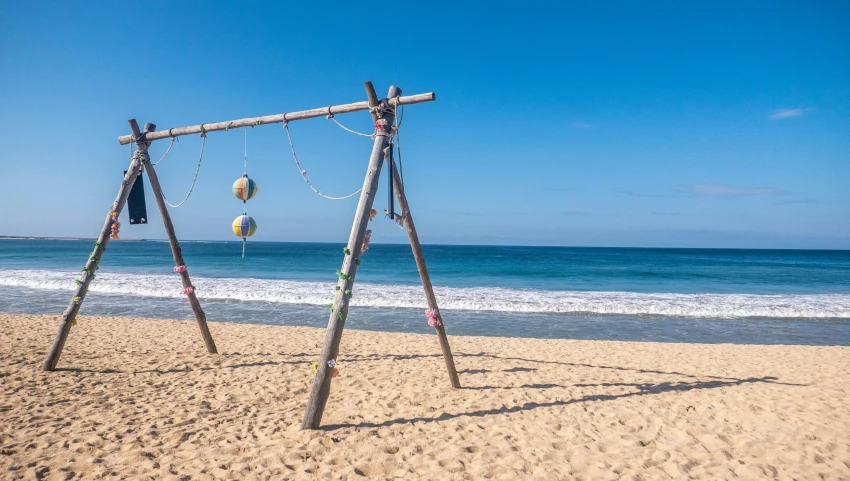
xmin=325 ymin=105 xmax=374 ymax=138
xmin=393 ymin=102 xmax=405 ymax=187
xmin=328 ymin=116 xmax=374 ymax=137
xmin=283 ymin=121 xmax=362 ymax=200
xmin=152 ymin=137 xmax=176 ymax=166
xmin=160 ymin=134 xmax=206 ymax=208
xmin=242 ymin=131 xmax=248 ymax=258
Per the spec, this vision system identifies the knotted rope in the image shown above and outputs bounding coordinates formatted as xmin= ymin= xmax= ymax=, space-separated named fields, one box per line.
xmin=152 ymin=137 xmax=176 ymax=166
xmin=283 ymin=120 xmax=362 ymax=200
xmin=159 ymin=133 xmax=206 ymax=208
xmin=283 ymin=98 xmax=406 ymax=202
xmin=326 ymin=106 xmax=374 ymax=138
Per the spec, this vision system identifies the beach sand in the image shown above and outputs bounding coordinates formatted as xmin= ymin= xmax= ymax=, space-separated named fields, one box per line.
xmin=1 ymin=314 xmax=848 ymax=480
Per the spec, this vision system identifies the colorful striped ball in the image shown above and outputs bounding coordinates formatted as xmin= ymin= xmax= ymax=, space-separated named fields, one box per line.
xmin=232 ymin=215 xmax=257 ymax=238
xmin=232 ymin=175 xmax=258 ymax=201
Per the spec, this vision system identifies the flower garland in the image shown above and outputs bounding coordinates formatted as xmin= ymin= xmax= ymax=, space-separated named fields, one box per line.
xmin=109 ymin=212 xmax=121 ymax=240
xmin=311 ymin=359 xmax=340 ymax=377
xmin=361 ymin=230 xmax=372 ymax=253
xmin=425 ymin=308 xmax=442 ymax=327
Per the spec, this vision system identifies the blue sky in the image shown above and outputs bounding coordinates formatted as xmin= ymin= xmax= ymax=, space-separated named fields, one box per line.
xmin=1 ymin=1 xmax=848 ymax=249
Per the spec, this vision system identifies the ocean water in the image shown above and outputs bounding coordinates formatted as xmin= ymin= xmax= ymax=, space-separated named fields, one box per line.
xmin=1 ymin=239 xmax=848 ymax=345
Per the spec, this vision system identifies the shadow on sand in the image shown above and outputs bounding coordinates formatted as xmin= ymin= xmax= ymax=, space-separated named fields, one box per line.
xmin=50 ymin=350 xmax=806 ymax=431
xmin=321 ymin=375 xmax=802 ymax=430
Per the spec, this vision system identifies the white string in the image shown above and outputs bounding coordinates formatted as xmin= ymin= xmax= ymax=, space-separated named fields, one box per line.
xmin=161 ymin=134 xmax=206 ymax=208
xmin=328 ymin=115 xmax=374 ymax=138
xmin=283 ymin=121 xmax=362 ymax=200
xmin=152 ymin=137 xmax=176 ymax=166
xmin=393 ymin=102 xmax=405 ymax=185
xmin=394 ymin=101 xmax=404 ymax=129
xmin=242 ymin=127 xmax=249 ymax=259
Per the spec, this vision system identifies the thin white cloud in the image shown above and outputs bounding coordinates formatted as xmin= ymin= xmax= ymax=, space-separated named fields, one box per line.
xmin=690 ymin=184 xmax=775 ymax=196
xmin=570 ymin=121 xmax=593 ymax=129
xmin=769 ymin=108 xmax=815 ymax=120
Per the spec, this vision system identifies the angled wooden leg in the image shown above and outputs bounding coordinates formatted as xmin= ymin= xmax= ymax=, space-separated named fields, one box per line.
xmin=43 ymin=155 xmax=143 ymax=371
xmin=388 ymin=160 xmax=461 ymax=388
xmin=132 ymin=121 xmax=217 ymax=354
xmin=301 ymin=83 xmax=396 ymax=430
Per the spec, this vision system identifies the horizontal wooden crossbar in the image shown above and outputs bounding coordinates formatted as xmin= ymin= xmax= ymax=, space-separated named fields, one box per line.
xmin=117 ymin=92 xmax=436 ymax=145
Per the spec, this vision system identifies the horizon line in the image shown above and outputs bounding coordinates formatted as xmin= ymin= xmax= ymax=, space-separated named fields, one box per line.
xmin=1 ymin=236 xmax=847 ymax=252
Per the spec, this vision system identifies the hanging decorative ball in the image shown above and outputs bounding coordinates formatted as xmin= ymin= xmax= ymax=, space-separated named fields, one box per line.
xmin=232 ymin=214 xmax=257 ymax=238
xmin=232 ymin=174 xmax=259 ymax=201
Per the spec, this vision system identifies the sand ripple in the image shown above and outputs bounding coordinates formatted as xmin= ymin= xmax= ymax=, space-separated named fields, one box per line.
xmin=1 ymin=314 xmax=848 ymax=479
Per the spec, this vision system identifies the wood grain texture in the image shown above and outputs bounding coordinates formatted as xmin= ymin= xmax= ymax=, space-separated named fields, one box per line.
xmin=140 ymin=126 xmax=217 ymax=354
xmin=300 ymin=85 xmax=398 ymax=430
xmin=389 ymin=149 xmax=461 ymax=388
xmin=117 ymin=92 xmax=435 ymax=145
xmin=42 ymin=153 xmax=143 ymax=370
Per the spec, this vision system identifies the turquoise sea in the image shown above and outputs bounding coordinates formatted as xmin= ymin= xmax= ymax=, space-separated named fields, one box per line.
xmin=1 ymin=239 xmax=848 ymax=345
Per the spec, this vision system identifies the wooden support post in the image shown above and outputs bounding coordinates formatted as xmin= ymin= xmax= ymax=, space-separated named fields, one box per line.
xmin=132 ymin=120 xmax=218 ymax=354
xmin=42 ymin=151 xmax=144 ymax=370
xmin=389 ymin=161 xmax=461 ymax=388
xmin=301 ymin=82 xmax=396 ymax=430
xmin=372 ymin=85 xmax=459 ymax=387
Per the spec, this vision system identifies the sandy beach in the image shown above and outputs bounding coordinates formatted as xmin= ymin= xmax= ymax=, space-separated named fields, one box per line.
xmin=1 ymin=314 xmax=848 ymax=480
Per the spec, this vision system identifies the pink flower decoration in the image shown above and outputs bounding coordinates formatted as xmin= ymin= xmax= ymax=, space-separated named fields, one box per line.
xmin=426 ymin=308 xmax=441 ymax=327
xmin=183 ymin=286 xmax=194 ymax=295
xmin=174 ymin=265 xmax=187 ymax=273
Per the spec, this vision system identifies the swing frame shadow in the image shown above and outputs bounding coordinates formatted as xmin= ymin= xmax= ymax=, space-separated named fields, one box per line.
xmin=41 ymin=81 xmax=459 ymax=431
xmin=46 ymin=349 xmax=803 ymax=432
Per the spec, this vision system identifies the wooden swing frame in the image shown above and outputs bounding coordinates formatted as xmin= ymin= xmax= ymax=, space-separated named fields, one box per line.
xmin=42 ymin=81 xmax=461 ymax=430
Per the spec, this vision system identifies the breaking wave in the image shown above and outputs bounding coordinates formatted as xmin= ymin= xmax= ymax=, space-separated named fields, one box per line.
xmin=1 ymin=269 xmax=848 ymax=319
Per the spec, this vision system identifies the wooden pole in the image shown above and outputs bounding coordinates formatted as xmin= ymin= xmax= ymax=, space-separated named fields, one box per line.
xmin=132 ymin=120 xmax=218 ymax=354
xmin=117 ymin=92 xmax=435 ymax=145
xmin=42 ymin=152 xmax=144 ymax=370
xmin=301 ymin=82 xmax=396 ymax=430
xmin=388 ymin=161 xmax=461 ymax=388
xmin=370 ymin=86 xmax=460 ymax=386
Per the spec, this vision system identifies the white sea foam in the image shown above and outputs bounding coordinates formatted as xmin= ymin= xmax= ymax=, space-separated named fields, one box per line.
xmin=1 ymin=269 xmax=848 ymax=319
